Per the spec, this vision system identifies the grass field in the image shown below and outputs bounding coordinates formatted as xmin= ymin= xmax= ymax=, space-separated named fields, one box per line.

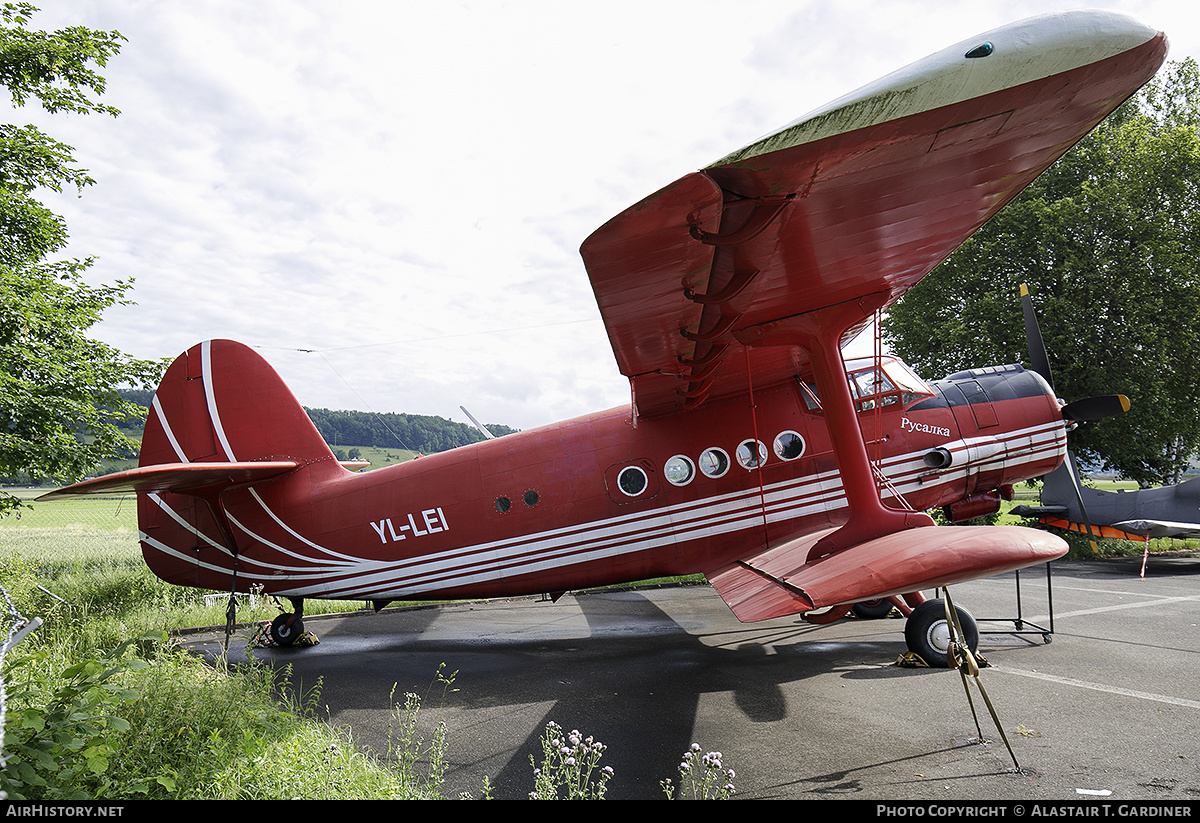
xmin=0 ymin=488 xmax=373 ymax=627
xmin=0 ymin=484 xmax=452 ymax=799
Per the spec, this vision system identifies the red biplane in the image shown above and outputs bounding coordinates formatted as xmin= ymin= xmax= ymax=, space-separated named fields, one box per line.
xmin=44 ymin=10 xmax=1167 ymax=663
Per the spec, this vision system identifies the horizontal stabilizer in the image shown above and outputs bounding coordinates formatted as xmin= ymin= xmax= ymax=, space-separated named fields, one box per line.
xmin=37 ymin=461 xmax=298 ymax=501
xmin=1112 ymin=519 xmax=1200 ymax=539
xmin=707 ymin=525 xmax=1066 ymax=622
xmin=1030 ymin=515 xmax=1146 ymax=541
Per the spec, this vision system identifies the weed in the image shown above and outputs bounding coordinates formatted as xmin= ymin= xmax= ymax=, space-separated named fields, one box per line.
xmin=0 ymin=504 xmax=744 ymax=799
xmin=1 ymin=633 xmax=156 ymax=799
xmin=660 ymin=743 xmax=737 ymax=800
xmin=386 ymin=662 xmax=457 ymax=797
xmin=528 ymin=721 xmax=615 ymax=800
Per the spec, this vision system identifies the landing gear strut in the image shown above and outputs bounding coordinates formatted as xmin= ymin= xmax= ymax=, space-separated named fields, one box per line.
xmin=270 ymin=597 xmax=305 ymax=646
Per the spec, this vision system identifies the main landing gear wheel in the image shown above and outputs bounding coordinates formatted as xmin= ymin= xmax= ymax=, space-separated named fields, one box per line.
xmin=270 ymin=612 xmax=304 ymax=646
xmin=904 ymin=599 xmax=978 ymax=667
xmin=852 ymin=598 xmax=894 ymax=619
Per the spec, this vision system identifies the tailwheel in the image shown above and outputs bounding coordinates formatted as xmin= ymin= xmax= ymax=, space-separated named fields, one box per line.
xmin=269 ymin=597 xmax=307 ymax=647
xmin=904 ymin=598 xmax=978 ymax=667
xmin=270 ymin=612 xmax=304 ymax=646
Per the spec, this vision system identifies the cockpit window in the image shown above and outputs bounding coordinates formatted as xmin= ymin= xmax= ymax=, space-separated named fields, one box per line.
xmin=846 ymin=357 xmax=934 ymax=410
xmin=801 ymin=357 xmax=934 ymax=412
xmin=850 ymin=366 xmax=897 ymax=403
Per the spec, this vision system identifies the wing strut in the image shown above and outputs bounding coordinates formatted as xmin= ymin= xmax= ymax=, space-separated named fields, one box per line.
xmin=743 ymin=346 xmax=771 ymax=545
xmin=744 ymin=293 xmax=934 ymax=560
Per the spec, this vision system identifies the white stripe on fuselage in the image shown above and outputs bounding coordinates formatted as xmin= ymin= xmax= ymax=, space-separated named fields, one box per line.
xmin=144 ymin=390 xmax=1065 ymax=599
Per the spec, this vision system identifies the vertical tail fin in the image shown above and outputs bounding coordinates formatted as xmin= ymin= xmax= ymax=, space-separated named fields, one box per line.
xmin=141 ymin=339 xmax=335 ymax=468
xmin=136 ymin=340 xmax=341 ymax=591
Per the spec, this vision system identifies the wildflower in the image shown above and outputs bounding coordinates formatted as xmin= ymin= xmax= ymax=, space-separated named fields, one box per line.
xmin=663 ymin=742 xmax=738 ymax=800
xmin=530 ymin=722 xmax=613 ymax=800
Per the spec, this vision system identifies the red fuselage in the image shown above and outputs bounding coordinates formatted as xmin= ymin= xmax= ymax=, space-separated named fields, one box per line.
xmin=138 ymin=354 xmax=1065 ymax=607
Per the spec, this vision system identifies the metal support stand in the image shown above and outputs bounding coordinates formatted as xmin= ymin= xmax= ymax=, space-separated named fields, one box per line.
xmin=977 ymin=561 xmax=1055 ymax=644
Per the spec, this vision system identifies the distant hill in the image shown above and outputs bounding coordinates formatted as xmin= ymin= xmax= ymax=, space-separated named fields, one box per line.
xmin=113 ymin=390 xmax=517 ymax=455
xmin=305 ymin=407 xmax=517 ymax=453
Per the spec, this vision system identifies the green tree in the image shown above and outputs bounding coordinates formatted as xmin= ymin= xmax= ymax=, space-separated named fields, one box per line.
xmin=0 ymin=3 xmax=162 ymax=514
xmin=883 ymin=59 xmax=1200 ymax=487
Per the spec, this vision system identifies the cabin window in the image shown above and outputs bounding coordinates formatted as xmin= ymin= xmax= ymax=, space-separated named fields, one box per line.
xmin=495 ymin=496 xmax=511 ymax=513
xmin=664 ymin=455 xmax=695 ymax=486
xmin=617 ymin=465 xmax=648 ymax=497
xmin=698 ymin=447 xmax=730 ymax=478
xmin=736 ymin=439 xmax=768 ymax=470
xmin=774 ymin=431 xmax=806 ymax=460
xmin=524 ymin=490 xmax=539 ymax=506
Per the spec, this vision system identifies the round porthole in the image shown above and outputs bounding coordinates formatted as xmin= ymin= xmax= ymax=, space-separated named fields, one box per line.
xmin=736 ymin=439 xmax=768 ymax=470
xmin=774 ymin=430 xmax=806 ymax=460
xmin=524 ymin=490 xmax=539 ymax=506
xmin=617 ymin=465 xmax=648 ymax=497
xmin=698 ymin=447 xmax=730 ymax=478
xmin=495 ymin=496 xmax=511 ymax=513
xmin=664 ymin=455 xmax=695 ymax=486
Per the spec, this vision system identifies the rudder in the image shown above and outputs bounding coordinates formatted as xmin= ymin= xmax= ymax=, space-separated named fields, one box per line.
xmin=137 ymin=340 xmax=341 ymax=592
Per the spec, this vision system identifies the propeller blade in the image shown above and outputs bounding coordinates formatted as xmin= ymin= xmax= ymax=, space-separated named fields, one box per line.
xmin=1020 ymin=283 xmax=1054 ymax=389
xmin=1018 ymin=286 xmax=1124 ymax=554
xmin=1061 ymin=394 xmax=1131 ymax=422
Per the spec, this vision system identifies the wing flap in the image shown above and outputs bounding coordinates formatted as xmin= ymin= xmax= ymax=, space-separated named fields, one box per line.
xmin=37 ymin=461 xmax=299 ymax=501
xmin=707 ymin=525 xmax=1067 ymax=622
xmin=581 ymin=171 xmax=723 ymax=383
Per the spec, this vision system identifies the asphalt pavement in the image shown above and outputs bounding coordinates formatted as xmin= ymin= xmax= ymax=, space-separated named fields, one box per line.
xmin=180 ymin=556 xmax=1200 ymax=801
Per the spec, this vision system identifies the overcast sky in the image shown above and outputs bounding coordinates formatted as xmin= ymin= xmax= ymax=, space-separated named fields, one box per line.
xmin=12 ymin=1 xmax=1200 ymax=432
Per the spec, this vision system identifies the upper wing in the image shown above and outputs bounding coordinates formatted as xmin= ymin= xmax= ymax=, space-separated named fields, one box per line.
xmin=581 ymin=10 xmax=1167 ymax=417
